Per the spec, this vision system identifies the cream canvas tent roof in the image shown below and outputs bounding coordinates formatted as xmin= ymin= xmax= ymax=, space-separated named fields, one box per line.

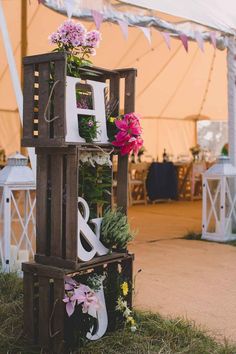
xmin=0 ymin=0 xmax=228 ymax=159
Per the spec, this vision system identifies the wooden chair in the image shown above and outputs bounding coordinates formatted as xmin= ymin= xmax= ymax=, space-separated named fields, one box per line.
xmin=177 ymin=161 xmax=206 ymax=200
xmin=128 ymin=162 xmax=148 ymax=206
xmin=190 ymin=161 xmax=206 ymax=200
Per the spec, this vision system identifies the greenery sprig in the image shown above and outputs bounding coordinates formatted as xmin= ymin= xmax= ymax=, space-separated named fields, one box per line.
xmin=101 ymin=209 xmax=134 ymax=251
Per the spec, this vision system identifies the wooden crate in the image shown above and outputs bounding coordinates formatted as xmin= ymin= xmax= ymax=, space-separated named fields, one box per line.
xmin=22 ymin=254 xmax=134 ymax=354
xmin=35 ymin=145 xmax=132 ymax=269
xmin=22 ymin=52 xmax=136 ymax=148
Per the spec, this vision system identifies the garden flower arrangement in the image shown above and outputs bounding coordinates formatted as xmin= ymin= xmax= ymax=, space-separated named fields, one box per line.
xmin=49 ymin=20 xmax=101 ymax=66
xmin=49 ymin=20 xmax=102 ymax=141
xmin=112 ymin=113 xmax=143 ymax=156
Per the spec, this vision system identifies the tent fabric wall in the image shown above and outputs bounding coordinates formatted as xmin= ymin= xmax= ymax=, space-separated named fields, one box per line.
xmin=141 ymin=118 xmax=196 ymax=160
xmin=120 ymin=0 xmax=236 ymax=34
xmin=0 ymin=0 xmax=228 ymax=159
xmin=0 ymin=111 xmax=20 ymax=156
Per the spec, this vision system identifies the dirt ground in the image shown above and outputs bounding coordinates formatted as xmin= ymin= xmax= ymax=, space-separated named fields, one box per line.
xmin=128 ymin=201 xmax=236 ymax=343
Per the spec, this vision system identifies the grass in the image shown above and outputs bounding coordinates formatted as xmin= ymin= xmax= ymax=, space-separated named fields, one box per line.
xmin=183 ymin=231 xmax=236 ymax=247
xmin=1 ymin=271 xmax=236 ymax=354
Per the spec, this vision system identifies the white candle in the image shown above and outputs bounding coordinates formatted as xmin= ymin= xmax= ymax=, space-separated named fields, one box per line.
xmin=15 ymin=260 xmax=23 ymax=278
xmin=18 ymin=249 xmax=29 ymax=262
xmin=10 ymin=245 xmax=17 ymax=262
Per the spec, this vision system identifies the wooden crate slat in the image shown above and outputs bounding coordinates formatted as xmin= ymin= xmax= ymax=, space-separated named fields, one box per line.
xmin=38 ymin=277 xmax=50 ymax=346
xmin=23 ymin=51 xmax=67 ymax=65
xmin=116 ymin=69 xmax=136 ymax=214
xmin=109 ymin=74 xmax=120 ymax=117
xmin=23 ymin=272 xmax=36 ymax=341
xmin=52 ymin=278 xmax=65 ymax=353
xmin=36 ymin=153 xmax=48 ymax=255
xmin=38 ymin=62 xmax=50 ymax=139
xmin=23 ymin=64 xmax=35 ymax=139
xmin=53 ymin=60 xmax=66 ymax=138
xmin=116 ymin=154 xmax=129 ymax=214
xmin=51 ymin=153 xmax=63 ymax=258
xmin=65 ymin=149 xmax=78 ymax=261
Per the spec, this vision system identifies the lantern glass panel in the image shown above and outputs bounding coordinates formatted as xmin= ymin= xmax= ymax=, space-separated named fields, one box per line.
xmin=206 ymin=179 xmax=220 ymax=233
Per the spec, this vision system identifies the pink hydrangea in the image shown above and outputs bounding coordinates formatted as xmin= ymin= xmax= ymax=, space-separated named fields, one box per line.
xmin=112 ymin=112 xmax=144 ymax=156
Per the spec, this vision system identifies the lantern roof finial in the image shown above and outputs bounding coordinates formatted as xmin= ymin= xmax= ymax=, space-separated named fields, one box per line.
xmin=0 ymin=152 xmax=35 ymax=187
xmin=204 ymin=155 xmax=236 ymax=177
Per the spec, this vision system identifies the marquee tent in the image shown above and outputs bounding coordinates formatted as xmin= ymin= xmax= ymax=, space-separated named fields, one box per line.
xmin=0 ymin=0 xmax=231 ymax=161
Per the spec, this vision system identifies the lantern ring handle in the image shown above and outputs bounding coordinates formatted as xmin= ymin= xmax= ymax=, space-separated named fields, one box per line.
xmin=44 ymin=80 xmax=61 ymax=123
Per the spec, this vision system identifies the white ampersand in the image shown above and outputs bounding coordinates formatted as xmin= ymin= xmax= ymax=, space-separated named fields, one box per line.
xmin=77 ymin=197 xmax=109 ymax=261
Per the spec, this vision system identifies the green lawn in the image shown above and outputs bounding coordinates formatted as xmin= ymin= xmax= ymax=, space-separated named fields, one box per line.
xmin=1 ymin=271 xmax=236 ymax=354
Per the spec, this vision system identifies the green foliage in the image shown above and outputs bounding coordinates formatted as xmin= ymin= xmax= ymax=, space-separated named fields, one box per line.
xmin=79 ymin=115 xmax=99 ymax=142
xmin=101 ymin=209 xmax=134 ymax=250
xmin=183 ymin=231 xmax=202 ymax=240
xmin=79 ymin=163 xmax=112 ymax=218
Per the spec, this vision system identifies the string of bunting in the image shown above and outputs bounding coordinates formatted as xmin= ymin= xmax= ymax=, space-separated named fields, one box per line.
xmin=39 ymin=0 xmax=227 ymax=52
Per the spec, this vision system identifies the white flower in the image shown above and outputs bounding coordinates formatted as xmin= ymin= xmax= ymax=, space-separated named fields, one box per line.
xmin=124 ymin=308 xmax=132 ymax=317
xmin=79 ymin=152 xmax=92 ymax=164
xmin=131 ymin=325 xmax=137 ymax=332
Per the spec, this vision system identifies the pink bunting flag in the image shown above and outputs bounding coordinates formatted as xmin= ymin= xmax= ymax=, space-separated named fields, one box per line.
xmin=92 ymin=10 xmax=103 ymax=30
xmin=179 ymin=33 xmax=188 ymax=52
xmin=195 ymin=31 xmax=204 ymax=52
xmin=118 ymin=20 xmax=128 ymax=40
xmin=209 ymin=31 xmax=216 ymax=48
xmin=139 ymin=27 xmax=151 ymax=45
xmin=64 ymin=0 xmax=75 ymax=19
xmin=161 ymin=32 xmax=171 ymax=50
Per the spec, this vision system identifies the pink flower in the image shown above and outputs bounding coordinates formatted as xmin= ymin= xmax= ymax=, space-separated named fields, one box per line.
xmin=63 ymin=278 xmax=100 ymax=318
xmin=112 ymin=112 xmax=143 ymax=156
xmin=85 ymin=30 xmax=101 ymax=48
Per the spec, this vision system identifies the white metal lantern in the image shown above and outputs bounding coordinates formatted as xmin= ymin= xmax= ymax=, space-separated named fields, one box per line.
xmin=0 ymin=152 xmax=36 ymax=272
xmin=202 ymin=156 xmax=236 ymax=242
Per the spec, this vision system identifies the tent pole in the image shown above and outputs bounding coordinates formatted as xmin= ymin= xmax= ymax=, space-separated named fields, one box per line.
xmin=0 ymin=1 xmax=36 ymax=178
xmin=227 ymin=36 xmax=236 ymax=167
xmin=20 ymin=0 xmax=28 ymax=158
xmin=21 ymin=0 xmax=27 ymax=86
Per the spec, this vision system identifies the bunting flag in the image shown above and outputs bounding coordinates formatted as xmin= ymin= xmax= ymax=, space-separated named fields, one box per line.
xmin=92 ymin=10 xmax=103 ymax=30
xmin=64 ymin=0 xmax=75 ymax=19
xmin=161 ymin=32 xmax=171 ymax=50
xmin=139 ymin=27 xmax=151 ymax=45
xmin=195 ymin=31 xmax=204 ymax=52
xmin=117 ymin=20 xmax=128 ymax=40
xmin=179 ymin=33 xmax=188 ymax=52
xmin=209 ymin=31 xmax=216 ymax=48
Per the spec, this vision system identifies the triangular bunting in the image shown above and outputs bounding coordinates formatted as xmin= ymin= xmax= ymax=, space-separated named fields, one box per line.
xmin=139 ymin=27 xmax=151 ymax=45
xmin=179 ymin=33 xmax=188 ymax=52
xmin=118 ymin=20 xmax=128 ymax=40
xmin=92 ymin=10 xmax=103 ymax=30
xmin=64 ymin=0 xmax=75 ymax=19
xmin=195 ymin=31 xmax=204 ymax=52
xmin=161 ymin=32 xmax=171 ymax=50
xmin=210 ymin=31 xmax=216 ymax=48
